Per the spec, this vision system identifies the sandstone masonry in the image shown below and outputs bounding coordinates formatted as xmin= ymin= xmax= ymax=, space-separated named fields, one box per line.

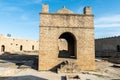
xmin=39 ymin=4 xmax=95 ymax=71
xmin=0 ymin=34 xmax=39 ymax=53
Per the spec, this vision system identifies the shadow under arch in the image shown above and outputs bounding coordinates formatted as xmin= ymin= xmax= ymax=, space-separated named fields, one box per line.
xmin=58 ymin=32 xmax=77 ymax=59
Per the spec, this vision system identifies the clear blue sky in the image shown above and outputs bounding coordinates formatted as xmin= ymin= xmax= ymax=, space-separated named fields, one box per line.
xmin=0 ymin=0 xmax=120 ymax=40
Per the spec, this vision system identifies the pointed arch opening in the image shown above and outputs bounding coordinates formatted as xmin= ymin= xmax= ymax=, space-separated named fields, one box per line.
xmin=1 ymin=45 xmax=5 ymax=52
xmin=58 ymin=32 xmax=77 ymax=59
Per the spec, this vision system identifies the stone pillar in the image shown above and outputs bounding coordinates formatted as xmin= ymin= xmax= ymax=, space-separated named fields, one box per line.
xmin=42 ymin=4 xmax=49 ymax=13
xmin=84 ymin=7 xmax=92 ymax=15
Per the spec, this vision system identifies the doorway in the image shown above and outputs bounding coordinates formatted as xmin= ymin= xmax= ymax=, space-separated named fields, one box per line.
xmin=58 ymin=32 xmax=76 ymax=59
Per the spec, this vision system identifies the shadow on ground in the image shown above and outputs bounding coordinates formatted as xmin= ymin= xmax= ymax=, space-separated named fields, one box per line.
xmin=0 ymin=52 xmax=62 ymax=73
xmin=0 ymin=52 xmax=38 ymax=70
xmin=0 ymin=75 xmax=47 ymax=80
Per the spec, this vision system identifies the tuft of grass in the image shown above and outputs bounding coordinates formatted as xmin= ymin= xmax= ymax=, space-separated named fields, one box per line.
xmin=112 ymin=79 xmax=120 ymax=80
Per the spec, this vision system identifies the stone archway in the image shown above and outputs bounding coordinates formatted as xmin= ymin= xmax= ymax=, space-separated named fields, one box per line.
xmin=39 ymin=4 xmax=95 ymax=71
xmin=58 ymin=32 xmax=76 ymax=59
xmin=1 ymin=45 xmax=5 ymax=52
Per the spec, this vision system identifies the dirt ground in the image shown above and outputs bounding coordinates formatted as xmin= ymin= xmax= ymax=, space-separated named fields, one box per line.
xmin=0 ymin=52 xmax=120 ymax=80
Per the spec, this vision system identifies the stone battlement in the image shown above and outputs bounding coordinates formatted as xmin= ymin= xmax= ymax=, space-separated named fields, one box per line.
xmin=96 ymin=35 xmax=120 ymax=40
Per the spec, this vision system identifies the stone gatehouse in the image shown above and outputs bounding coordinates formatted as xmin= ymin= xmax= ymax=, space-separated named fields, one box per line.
xmin=39 ymin=4 xmax=95 ymax=72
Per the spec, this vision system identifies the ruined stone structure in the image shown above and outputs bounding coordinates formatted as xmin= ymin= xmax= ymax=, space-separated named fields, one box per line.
xmin=95 ymin=36 xmax=120 ymax=57
xmin=0 ymin=34 xmax=39 ymax=53
xmin=39 ymin=4 xmax=95 ymax=72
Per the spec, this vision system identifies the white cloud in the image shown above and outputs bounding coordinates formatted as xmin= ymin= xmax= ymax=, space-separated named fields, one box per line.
xmin=95 ymin=23 xmax=120 ymax=28
xmin=95 ymin=14 xmax=120 ymax=28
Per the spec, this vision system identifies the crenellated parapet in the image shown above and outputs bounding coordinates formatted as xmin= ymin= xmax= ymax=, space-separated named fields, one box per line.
xmin=96 ymin=35 xmax=120 ymax=40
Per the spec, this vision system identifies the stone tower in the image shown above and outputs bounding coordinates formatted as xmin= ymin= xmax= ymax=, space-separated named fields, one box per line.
xmin=39 ymin=4 xmax=95 ymax=72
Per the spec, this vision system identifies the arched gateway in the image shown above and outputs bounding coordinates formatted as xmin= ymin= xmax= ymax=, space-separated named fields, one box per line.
xmin=58 ymin=32 xmax=76 ymax=59
xmin=39 ymin=4 xmax=95 ymax=72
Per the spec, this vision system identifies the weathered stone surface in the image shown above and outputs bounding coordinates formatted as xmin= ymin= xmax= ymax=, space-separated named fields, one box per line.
xmin=0 ymin=68 xmax=17 ymax=76
xmin=95 ymin=36 xmax=120 ymax=57
xmin=57 ymin=60 xmax=80 ymax=73
xmin=18 ymin=65 xmax=31 ymax=69
xmin=66 ymin=75 xmax=81 ymax=80
xmin=0 ymin=34 xmax=39 ymax=53
xmin=0 ymin=63 xmax=16 ymax=68
xmin=39 ymin=4 xmax=95 ymax=71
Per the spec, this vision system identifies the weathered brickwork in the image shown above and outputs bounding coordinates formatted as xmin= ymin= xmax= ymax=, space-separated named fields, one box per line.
xmin=0 ymin=34 xmax=39 ymax=53
xmin=95 ymin=36 xmax=120 ymax=57
xmin=39 ymin=4 xmax=95 ymax=71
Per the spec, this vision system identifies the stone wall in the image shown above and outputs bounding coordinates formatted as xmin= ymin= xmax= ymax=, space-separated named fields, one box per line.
xmin=0 ymin=34 xmax=39 ymax=54
xmin=95 ymin=36 xmax=120 ymax=57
